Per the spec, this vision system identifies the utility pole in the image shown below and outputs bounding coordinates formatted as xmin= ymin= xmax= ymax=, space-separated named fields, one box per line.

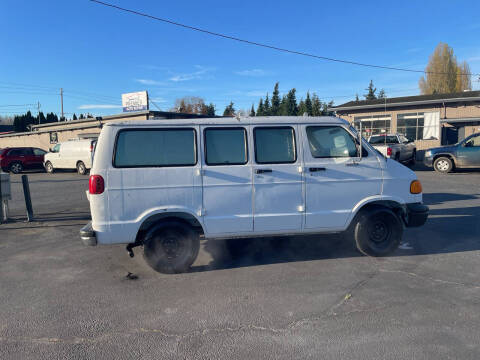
xmin=37 ymin=101 xmax=41 ymax=124
xmin=60 ymin=88 xmax=64 ymax=121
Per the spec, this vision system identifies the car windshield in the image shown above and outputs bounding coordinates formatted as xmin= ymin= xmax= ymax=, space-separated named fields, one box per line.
xmin=369 ymin=135 xmax=399 ymax=144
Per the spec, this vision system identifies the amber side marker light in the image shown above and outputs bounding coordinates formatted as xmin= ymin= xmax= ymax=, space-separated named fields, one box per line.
xmin=410 ymin=180 xmax=422 ymax=194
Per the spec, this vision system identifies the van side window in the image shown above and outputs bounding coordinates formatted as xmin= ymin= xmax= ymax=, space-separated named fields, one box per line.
xmin=254 ymin=127 xmax=296 ymax=164
xmin=306 ymin=126 xmax=358 ymax=158
xmin=52 ymin=144 xmax=61 ymax=153
xmin=114 ymin=129 xmax=196 ymax=167
xmin=205 ymin=128 xmax=247 ymax=165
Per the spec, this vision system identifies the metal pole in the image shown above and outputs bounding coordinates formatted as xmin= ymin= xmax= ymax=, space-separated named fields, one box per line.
xmin=21 ymin=175 xmax=34 ymax=222
xmin=60 ymin=88 xmax=64 ymax=121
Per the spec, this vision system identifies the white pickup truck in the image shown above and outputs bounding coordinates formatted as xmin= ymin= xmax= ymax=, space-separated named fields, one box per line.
xmin=368 ymin=134 xmax=416 ymax=165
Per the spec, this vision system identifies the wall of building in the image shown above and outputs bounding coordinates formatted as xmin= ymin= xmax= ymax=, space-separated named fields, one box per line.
xmin=337 ymin=102 xmax=480 ymax=150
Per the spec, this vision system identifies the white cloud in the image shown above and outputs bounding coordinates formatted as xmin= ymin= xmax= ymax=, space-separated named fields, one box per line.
xmin=169 ymin=65 xmax=212 ymax=82
xmin=135 ymin=79 xmax=165 ymax=86
xmin=149 ymin=97 xmax=167 ymax=103
xmin=78 ymin=104 xmax=122 ymax=109
xmin=235 ymin=69 xmax=267 ymax=77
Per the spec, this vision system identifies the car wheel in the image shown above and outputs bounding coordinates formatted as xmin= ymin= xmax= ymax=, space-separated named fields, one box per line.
xmin=76 ymin=161 xmax=87 ymax=175
xmin=409 ymin=150 xmax=416 ymax=166
xmin=351 ymin=207 xmax=403 ymax=257
xmin=45 ymin=161 xmax=54 ymax=174
xmin=433 ymin=157 xmax=453 ymax=174
xmin=9 ymin=162 xmax=23 ymax=174
xmin=143 ymin=221 xmax=200 ymax=274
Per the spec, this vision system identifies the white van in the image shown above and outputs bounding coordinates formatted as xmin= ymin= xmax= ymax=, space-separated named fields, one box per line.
xmin=80 ymin=116 xmax=428 ymax=273
xmin=44 ymin=139 xmax=95 ymax=175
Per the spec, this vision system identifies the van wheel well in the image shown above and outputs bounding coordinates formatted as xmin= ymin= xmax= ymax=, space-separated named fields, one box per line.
xmin=136 ymin=212 xmax=204 ymax=243
xmin=353 ymin=201 xmax=405 ymax=226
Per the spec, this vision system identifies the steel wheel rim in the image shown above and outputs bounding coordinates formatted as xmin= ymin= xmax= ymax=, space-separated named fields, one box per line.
xmin=368 ymin=220 xmax=390 ymax=243
xmin=437 ymin=160 xmax=449 ymax=171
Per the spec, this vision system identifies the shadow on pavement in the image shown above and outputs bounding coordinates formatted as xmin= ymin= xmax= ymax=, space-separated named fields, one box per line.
xmin=192 ymin=203 xmax=480 ymax=273
xmin=423 ymin=192 xmax=480 ymax=205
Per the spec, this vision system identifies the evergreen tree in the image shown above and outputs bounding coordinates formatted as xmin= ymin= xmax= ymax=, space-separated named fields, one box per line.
xmin=298 ymin=99 xmax=307 ymax=116
xmin=263 ymin=93 xmax=271 ymax=116
xmin=271 ymin=82 xmax=281 ymax=115
xmin=257 ymin=98 xmax=264 ymax=116
xmin=250 ymin=104 xmax=256 ymax=117
xmin=355 ymin=94 xmax=359 ymax=101
xmin=364 ymin=80 xmax=377 ymax=100
xmin=79 ymin=114 xmax=85 ymax=119
xmin=37 ymin=111 xmax=46 ymax=124
xmin=285 ymin=88 xmax=298 ymax=115
xmin=279 ymin=95 xmax=289 ymax=115
xmin=223 ymin=101 xmax=235 ymax=116
xmin=205 ymin=103 xmax=215 ymax=116
xmin=72 ymin=113 xmax=78 ymax=120
xmin=378 ymin=89 xmax=386 ymax=99
xmin=311 ymin=93 xmax=322 ymax=116
xmin=305 ymin=91 xmax=313 ymax=115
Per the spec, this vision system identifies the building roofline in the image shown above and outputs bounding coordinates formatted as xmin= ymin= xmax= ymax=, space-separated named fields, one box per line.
xmin=330 ymin=91 xmax=480 ymax=112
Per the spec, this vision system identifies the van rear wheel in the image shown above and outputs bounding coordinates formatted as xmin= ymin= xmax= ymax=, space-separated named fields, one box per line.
xmin=352 ymin=207 xmax=403 ymax=257
xmin=143 ymin=221 xmax=200 ymax=274
xmin=76 ymin=161 xmax=87 ymax=175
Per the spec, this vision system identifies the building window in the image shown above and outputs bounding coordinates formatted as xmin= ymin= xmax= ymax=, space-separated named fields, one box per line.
xmin=397 ymin=113 xmax=424 ymax=141
xmin=353 ymin=115 xmax=391 ymax=138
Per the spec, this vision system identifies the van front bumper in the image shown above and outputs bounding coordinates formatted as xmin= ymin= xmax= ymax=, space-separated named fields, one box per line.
xmin=405 ymin=203 xmax=429 ymax=227
xmin=80 ymin=222 xmax=97 ymax=246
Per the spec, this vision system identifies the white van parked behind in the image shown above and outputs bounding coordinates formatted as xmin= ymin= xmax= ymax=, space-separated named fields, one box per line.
xmin=80 ymin=116 xmax=428 ymax=273
xmin=44 ymin=139 xmax=95 ymax=175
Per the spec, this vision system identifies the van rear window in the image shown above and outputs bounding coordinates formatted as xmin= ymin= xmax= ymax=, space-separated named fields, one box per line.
xmin=114 ymin=129 xmax=196 ymax=167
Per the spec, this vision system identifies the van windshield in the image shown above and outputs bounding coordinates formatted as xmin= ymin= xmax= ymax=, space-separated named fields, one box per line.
xmin=369 ymin=135 xmax=399 ymax=144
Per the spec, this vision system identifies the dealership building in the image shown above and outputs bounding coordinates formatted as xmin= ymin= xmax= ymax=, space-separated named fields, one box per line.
xmin=331 ymin=90 xmax=480 ymax=150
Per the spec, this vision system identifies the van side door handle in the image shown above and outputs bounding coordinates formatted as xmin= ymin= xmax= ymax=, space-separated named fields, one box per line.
xmin=255 ymin=169 xmax=272 ymax=174
xmin=309 ymin=167 xmax=326 ymax=172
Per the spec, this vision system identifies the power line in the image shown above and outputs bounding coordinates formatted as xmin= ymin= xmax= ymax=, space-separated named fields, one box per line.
xmin=90 ymin=0 xmax=479 ymax=77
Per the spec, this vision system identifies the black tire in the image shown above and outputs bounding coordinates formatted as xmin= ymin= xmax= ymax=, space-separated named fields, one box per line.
xmin=143 ymin=221 xmax=200 ymax=274
xmin=395 ymin=153 xmax=400 ymax=162
xmin=45 ymin=161 xmax=54 ymax=174
xmin=9 ymin=161 xmax=23 ymax=174
xmin=76 ymin=161 xmax=87 ymax=175
xmin=409 ymin=150 xmax=416 ymax=166
xmin=351 ymin=207 xmax=403 ymax=257
xmin=433 ymin=156 xmax=453 ymax=174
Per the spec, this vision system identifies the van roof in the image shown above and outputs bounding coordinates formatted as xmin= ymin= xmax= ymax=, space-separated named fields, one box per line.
xmin=106 ymin=116 xmax=349 ymax=127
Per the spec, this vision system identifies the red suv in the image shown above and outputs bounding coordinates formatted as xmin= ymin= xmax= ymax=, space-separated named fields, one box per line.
xmin=0 ymin=147 xmax=47 ymax=174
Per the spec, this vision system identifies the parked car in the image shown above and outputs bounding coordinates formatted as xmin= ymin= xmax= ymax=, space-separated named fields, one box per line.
xmin=80 ymin=116 xmax=429 ymax=273
xmin=44 ymin=139 xmax=95 ymax=175
xmin=368 ymin=133 xmax=416 ymax=164
xmin=0 ymin=147 xmax=47 ymax=174
xmin=424 ymin=132 xmax=480 ymax=173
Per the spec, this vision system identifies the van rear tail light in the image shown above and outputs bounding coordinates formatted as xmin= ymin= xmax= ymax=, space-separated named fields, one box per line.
xmin=89 ymin=175 xmax=104 ymax=194
xmin=387 ymin=147 xmax=392 ymax=156
xmin=90 ymin=144 xmax=93 ymax=152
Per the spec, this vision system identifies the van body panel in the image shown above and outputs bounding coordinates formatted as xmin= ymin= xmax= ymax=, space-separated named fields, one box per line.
xmin=86 ymin=117 xmax=424 ymax=245
xmin=44 ymin=139 xmax=93 ymax=170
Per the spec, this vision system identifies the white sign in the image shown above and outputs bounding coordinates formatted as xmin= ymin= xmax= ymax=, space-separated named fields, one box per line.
xmin=122 ymin=91 xmax=149 ymax=112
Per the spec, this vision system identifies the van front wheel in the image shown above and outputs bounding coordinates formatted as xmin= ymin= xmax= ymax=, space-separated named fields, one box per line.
xmin=143 ymin=221 xmax=200 ymax=274
xmin=352 ymin=207 xmax=403 ymax=256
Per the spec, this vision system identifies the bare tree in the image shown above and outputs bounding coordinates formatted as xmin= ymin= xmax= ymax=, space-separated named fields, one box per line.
xmin=419 ymin=43 xmax=472 ymax=94
xmin=172 ymin=96 xmax=211 ymax=115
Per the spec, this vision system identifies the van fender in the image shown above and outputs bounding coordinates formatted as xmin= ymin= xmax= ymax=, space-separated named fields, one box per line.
xmin=133 ymin=206 xmax=205 ymax=237
xmin=345 ymin=195 xmax=406 ymax=229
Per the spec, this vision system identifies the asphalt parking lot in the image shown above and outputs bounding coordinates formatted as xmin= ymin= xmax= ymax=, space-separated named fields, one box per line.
xmin=1 ymin=167 xmax=479 ymax=359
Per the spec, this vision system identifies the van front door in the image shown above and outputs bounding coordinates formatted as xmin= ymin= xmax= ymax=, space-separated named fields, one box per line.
xmin=252 ymin=126 xmax=303 ymax=232
xmin=201 ymin=126 xmax=253 ymax=234
xmin=302 ymin=125 xmax=382 ymax=230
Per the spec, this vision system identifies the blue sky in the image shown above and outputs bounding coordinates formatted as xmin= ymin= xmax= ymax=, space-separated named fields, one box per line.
xmin=1 ymin=0 xmax=479 ymax=117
